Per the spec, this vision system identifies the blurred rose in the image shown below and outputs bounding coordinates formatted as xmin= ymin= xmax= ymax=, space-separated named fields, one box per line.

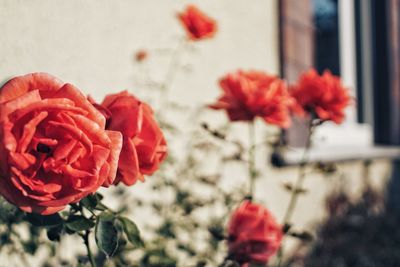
xmin=178 ymin=5 xmax=217 ymax=41
xmin=228 ymin=200 xmax=283 ymax=265
xmin=100 ymin=91 xmax=167 ymax=186
xmin=209 ymin=70 xmax=292 ymax=128
xmin=0 ymin=73 xmax=122 ymax=214
xmin=290 ymin=69 xmax=351 ymax=124
xmin=135 ymin=50 xmax=148 ymax=62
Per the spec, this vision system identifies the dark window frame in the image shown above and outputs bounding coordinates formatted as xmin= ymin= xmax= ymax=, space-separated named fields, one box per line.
xmin=280 ymin=0 xmax=400 ymax=146
xmin=355 ymin=0 xmax=400 ymax=145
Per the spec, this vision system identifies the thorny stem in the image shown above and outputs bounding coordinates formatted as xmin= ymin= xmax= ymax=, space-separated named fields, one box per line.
xmin=248 ymin=121 xmax=256 ymax=198
xmin=77 ymin=202 xmax=97 ymax=267
xmin=281 ymin=122 xmax=314 ymax=223
xmin=83 ymin=230 xmax=97 ymax=267
xmin=159 ymin=37 xmax=188 ymax=111
xmin=275 ymin=119 xmax=316 ymax=267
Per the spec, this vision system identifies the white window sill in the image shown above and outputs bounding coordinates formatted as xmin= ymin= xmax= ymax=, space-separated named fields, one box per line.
xmin=272 ymin=145 xmax=400 ymax=167
xmin=273 ymin=123 xmax=400 ymax=167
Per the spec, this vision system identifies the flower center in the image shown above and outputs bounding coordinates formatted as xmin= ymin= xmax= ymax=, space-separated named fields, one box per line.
xmin=36 ymin=143 xmax=51 ymax=154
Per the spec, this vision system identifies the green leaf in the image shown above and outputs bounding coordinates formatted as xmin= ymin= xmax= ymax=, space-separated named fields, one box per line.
xmin=0 ymin=233 xmax=11 ymax=246
xmin=22 ymin=240 xmax=39 ymax=255
xmin=157 ymin=220 xmax=175 ymax=238
xmin=66 ymin=216 xmax=95 ymax=232
xmin=0 ymin=198 xmax=19 ymax=223
xmin=95 ymin=212 xmax=118 ymax=257
xmin=99 ymin=211 xmax=114 ymax=221
xmin=47 ymin=224 xmax=64 ymax=241
xmin=95 ymin=202 xmax=108 ymax=211
xmin=208 ymin=224 xmax=225 ymax=241
xmin=25 ymin=213 xmax=63 ymax=227
xmin=80 ymin=195 xmax=98 ymax=211
xmin=95 ymin=193 xmax=104 ymax=201
xmin=140 ymin=249 xmax=177 ymax=267
xmin=118 ymin=217 xmax=144 ymax=248
xmin=80 ymin=193 xmax=107 ymax=211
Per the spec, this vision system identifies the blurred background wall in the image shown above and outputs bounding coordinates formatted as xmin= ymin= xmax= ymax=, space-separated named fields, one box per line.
xmin=0 ymin=0 xmax=279 ymax=104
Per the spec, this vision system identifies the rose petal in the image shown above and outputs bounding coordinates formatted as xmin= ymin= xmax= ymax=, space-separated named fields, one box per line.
xmin=0 ymin=73 xmax=63 ymax=104
xmin=59 ymin=164 xmax=92 ymax=178
xmin=101 ymin=90 xmax=130 ymax=107
xmin=103 ymin=130 xmax=122 ymax=187
xmin=1 ymin=121 xmax=17 ymax=152
xmin=68 ymin=145 xmax=85 ymax=164
xmin=53 ymin=139 xmax=78 ymax=161
xmin=10 ymin=167 xmax=61 ymax=197
xmin=69 ymin=114 xmax=111 ymax=147
xmin=0 ymin=90 xmax=42 ymax=121
xmin=115 ymin=137 xmax=143 ymax=185
xmin=46 ymin=120 xmax=93 ymax=155
xmin=17 ymin=111 xmax=48 ymax=153
xmin=8 ymin=152 xmax=36 ymax=170
xmin=11 ymin=98 xmax=87 ymax=122
xmin=53 ymin=83 xmax=106 ymax=129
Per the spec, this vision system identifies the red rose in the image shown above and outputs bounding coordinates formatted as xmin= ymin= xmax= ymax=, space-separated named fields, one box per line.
xmin=290 ymin=69 xmax=351 ymax=124
xmin=100 ymin=91 xmax=167 ymax=186
xmin=178 ymin=5 xmax=217 ymax=41
xmin=0 ymin=73 xmax=122 ymax=215
xmin=228 ymin=200 xmax=283 ymax=265
xmin=209 ymin=70 xmax=293 ymax=128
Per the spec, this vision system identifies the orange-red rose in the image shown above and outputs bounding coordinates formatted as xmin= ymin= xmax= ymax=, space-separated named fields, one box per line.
xmin=0 ymin=73 xmax=122 ymax=215
xmin=228 ymin=200 xmax=283 ymax=265
xmin=290 ymin=69 xmax=351 ymax=124
xmin=178 ymin=5 xmax=217 ymax=41
xmin=100 ymin=91 xmax=167 ymax=186
xmin=209 ymin=70 xmax=293 ymax=128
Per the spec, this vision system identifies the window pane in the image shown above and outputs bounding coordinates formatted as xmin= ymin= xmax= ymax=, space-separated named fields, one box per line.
xmin=313 ymin=0 xmax=340 ymax=75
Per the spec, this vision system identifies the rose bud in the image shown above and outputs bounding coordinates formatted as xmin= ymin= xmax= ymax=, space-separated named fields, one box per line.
xmin=177 ymin=5 xmax=217 ymax=41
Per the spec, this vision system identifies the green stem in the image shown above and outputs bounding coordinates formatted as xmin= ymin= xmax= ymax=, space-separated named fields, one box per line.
xmin=83 ymin=230 xmax=97 ymax=267
xmin=159 ymin=37 xmax=187 ymax=111
xmin=275 ymin=120 xmax=315 ymax=267
xmin=282 ymin=122 xmax=314 ymax=223
xmin=248 ymin=121 xmax=256 ymax=198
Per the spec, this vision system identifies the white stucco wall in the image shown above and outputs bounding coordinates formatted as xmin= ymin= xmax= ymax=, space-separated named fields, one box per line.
xmin=0 ymin=0 xmax=279 ymax=103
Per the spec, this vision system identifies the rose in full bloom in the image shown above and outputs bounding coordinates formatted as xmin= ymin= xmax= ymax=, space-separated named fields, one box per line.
xmin=100 ymin=91 xmax=167 ymax=186
xmin=177 ymin=5 xmax=217 ymax=41
xmin=290 ymin=69 xmax=351 ymax=124
xmin=0 ymin=73 xmax=122 ymax=214
xmin=228 ymin=200 xmax=283 ymax=265
xmin=209 ymin=70 xmax=293 ymax=128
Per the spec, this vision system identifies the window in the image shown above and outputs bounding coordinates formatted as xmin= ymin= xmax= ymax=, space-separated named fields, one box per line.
xmin=313 ymin=0 xmax=340 ymax=76
xmin=278 ymin=0 xmax=400 ymax=166
xmin=280 ymin=0 xmax=370 ymax=149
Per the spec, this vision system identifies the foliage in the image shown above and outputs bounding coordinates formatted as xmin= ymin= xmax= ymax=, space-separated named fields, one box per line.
xmin=284 ymin=185 xmax=400 ymax=267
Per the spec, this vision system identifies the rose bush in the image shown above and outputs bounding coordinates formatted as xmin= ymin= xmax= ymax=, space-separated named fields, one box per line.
xmin=100 ymin=91 xmax=167 ymax=186
xmin=290 ymin=69 xmax=351 ymax=124
xmin=209 ymin=70 xmax=293 ymax=128
xmin=0 ymin=73 xmax=122 ymax=215
xmin=228 ymin=200 xmax=283 ymax=266
xmin=178 ymin=5 xmax=217 ymax=41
